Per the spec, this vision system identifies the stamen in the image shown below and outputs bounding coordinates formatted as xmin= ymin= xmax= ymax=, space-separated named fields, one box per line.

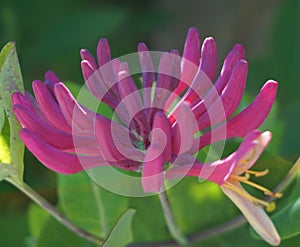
xmin=223 ymin=181 xmax=280 ymax=213
xmin=223 ymin=182 xmax=270 ymax=208
xmin=235 ymin=168 xmax=269 ymax=177
xmin=230 ymin=174 xmax=282 ymax=199
xmin=246 ymin=169 xmax=269 ymax=177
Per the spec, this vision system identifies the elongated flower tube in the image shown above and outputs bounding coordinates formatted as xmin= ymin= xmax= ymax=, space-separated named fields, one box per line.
xmin=12 ymin=27 xmax=277 ymax=194
xmin=165 ymin=130 xmax=281 ymax=246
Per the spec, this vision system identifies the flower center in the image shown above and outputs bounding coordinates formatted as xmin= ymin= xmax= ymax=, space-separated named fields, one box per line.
xmin=223 ymin=169 xmax=282 ymax=212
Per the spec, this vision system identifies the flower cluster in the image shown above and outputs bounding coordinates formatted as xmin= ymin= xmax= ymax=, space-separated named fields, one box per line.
xmin=12 ymin=27 xmax=280 ymax=245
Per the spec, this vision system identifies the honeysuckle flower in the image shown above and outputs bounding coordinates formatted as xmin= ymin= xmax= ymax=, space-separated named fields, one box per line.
xmin=12 ymin=27 xmax=277 ymax=194
xmin=165 ymin=130 xmax=281 ymax=246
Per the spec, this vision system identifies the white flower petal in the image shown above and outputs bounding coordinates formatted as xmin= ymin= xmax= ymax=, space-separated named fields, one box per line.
xmin=221 ymin=182 xmax=280 ymax=246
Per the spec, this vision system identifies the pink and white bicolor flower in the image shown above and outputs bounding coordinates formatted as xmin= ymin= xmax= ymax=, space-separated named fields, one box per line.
xmin=12 ymin=27 xmax=277 ymax=195
xmin=166 ymin=130 xmax=281 ymax=246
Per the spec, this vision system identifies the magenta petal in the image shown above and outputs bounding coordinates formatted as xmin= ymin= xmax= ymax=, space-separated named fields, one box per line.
xmin=96 ymin=39 xmax=120 ymax=98
xmin=95 ymin=115 xmax=133 ymax=162
xmin=111 ymin=58 xmax=121 ymax=78
xmin=194 ymin=81 xmax=277 ymax=151
xmin=81 ymin=60 xmax=118 ymax=109
xmin=13 ymin=105 xmax=95 ymax=150
xmin=13 ymin=104 xmax=84 ymax=150
xmin=99 ymin=61 xmax=120 ymax=99
xmin=182 ymin=27 xmax=201 ymax=66
xmin=183 ymin=66 xmax=214 ymax=103
xmin=167 ymin=130 xmax=267 ymax=184
xmin=21 ymin=128 xmax=139 ymax=173
xmin=225 ymin=81 xmax=277 ymax=137
xmin=142 ymin=145 xmax=164 ymax=193
xmin=45 ymin=71 xmax=61 ymax=84
xmin=166 ymin=28 xmax=200 ymax=109
xmin=199 ymin=37 xmax=218 ymax=81
xmin=54 ymin=82 xmax=95 ymax=135
xmin=196 ymin=60 xmax=248 ymax=130
xmin=138 ymin=43 xmax=155 ymax=108
xmin=97 ymin=38 xmax=111 ymax=67
xmin=152 ymin=112 xmax=172 ymax=161
xmin=213 ymin=44 xmax=245 ymax=94
xmin=118 ymin=62 xmax=143 ymax=111
xmin=172 ymin=102 xmax=196 ymax=155
xmin=141 ymin=112 xmax=172 ymax=192
xmin=80 ymin=49 xmax=97 ymax=70
xmin=118 ymin=62 xmax=147 ymax=131
xmin=12 ymin=92 xmax=37 ymax=113
xmin=166 ymin=154 xmax=234 ymax=185
xmin=154 ymin=51 xmax=180 ymax=110
xmin=32 ymin=80 xmax=71 ymax=133
xmin=20 ymin=129 xmax=85 ymax=174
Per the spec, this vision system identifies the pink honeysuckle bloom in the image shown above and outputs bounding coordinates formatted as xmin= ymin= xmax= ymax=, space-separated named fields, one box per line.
xmin=12 ymin=27 xmax=277 ymax=193
xmin=165 ymin=130 xmax=281 ymax=246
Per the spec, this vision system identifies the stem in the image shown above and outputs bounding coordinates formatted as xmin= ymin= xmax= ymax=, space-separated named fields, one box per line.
xmin=158 ymin=190 xmax=188 ymax=246
xmin=273 ymin=157 xmax=300 ymax=194
xmin=6 ymin=177 xmax=103 ymax=245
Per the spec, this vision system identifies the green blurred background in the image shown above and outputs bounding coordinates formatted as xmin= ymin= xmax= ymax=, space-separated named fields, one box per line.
xmin=0 ymin=0 xmax=299 ymax=246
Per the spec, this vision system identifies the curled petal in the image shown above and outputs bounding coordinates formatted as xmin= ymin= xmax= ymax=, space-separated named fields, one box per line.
xmin=97 ymin=38 xmax=111 ymax=67
xmin=235 ymin=131 xmax=272 ymax=173
xmin=118 ymin=63 xmax=144 ymax=114
xmin=20 ymin=129 xmax=139 ymax=174
xmin=138 ymin=43 xmax=155 ymax=108
xmin=142 ymin=144 xmax=164 ymax=193
xmin=172 ymin=102 xmax=196 ymax=155
xmin=142 ymin=112 xmax=172 ymax=192
xmin=95 ymin=115 xmax=125 ymax=162
xmin=152 ymin=112 xmax=172 ymax=161
xmin=12 ymin=92 xmax=37 ymax=113
xmin=196 ymin=60 xmax=248 ymax=130
xmin=166 ymin=130 xmax=268 ymax=185
xmin=213 ymin=44 xmax=245 ymax=94
xmin=221 ymin=183 xmax=280 ymax=246
xmin=54 ymin=82 xmax=95 ymax=135
xmin=32 ymin=80 xmax=71 ymax=133
xmin=165 ymin=28 xmax=200 ymax=109
xmin=13 ymin=104 xmax=74 ymax=149
xmin=178 ymin=27 xmax=201 ymax=92
xmin=81 ymin=60 xmax=118 ymax=109
xmin=80 ymin=49 xmax=97 ymax=70
xmin=45 ymin=71 xmax=61 ymax=84
xmin=168 ymin=69 xmax=212 ymax=124
xmin=118 ymin=62 xmax=148 ymax=134
xmin=199 ymin=37 xmax=218 ymax=81
xmin=20 ymin=129 xmax=91 ymax=174
xmin=95 ymin=115 xmax=143 ymax=162
xmin=154 ymin=51 xmax=180 ymax=110
xmin=193 ymin=81 xmax=277 ymax=151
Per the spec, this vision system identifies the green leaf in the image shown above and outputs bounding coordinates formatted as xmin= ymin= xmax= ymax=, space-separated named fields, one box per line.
xmin=129 ymin=195 xmax=170 ymax=242
xmin=250 ymin=158 xmax=300 ymax=240
xmin=0 ymin=120 xmax=11 ymax=165
xmin=0 ymin=211 xmax=29 ymax=247
xmin=0 ymin=42 xmax=25 ymax=181
xmin=102 ymin=209 xmax=136 ymax=247
xmin=27 ymin=203 xmax=50 ymax=240
xmin=0 ymin=101 xmax=4 ymax=134
xmin=58 ymin=172 xmax=129 ymax=237
xmin=167 ymin=177 xmax=238 ymax=235
xmin=36 ymin=205 xmax=97 ymax=247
